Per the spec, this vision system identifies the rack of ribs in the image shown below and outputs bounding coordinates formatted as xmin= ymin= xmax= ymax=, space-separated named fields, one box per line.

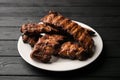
xmin=41 ymin=11 xmax=94 ymax=52
xmin=20 ymin=23 xmax=58 ymax=36
xmin=30 ymin=34 xmax=65 ymax=63
xmin=58 ymin=41 xmax=89 ymax=60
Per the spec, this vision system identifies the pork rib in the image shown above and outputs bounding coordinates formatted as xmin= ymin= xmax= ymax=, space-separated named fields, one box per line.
xmin=41 ymin=11 xmax=94 ymax=52
xmin=30 ymin=34 xmax=65 ymax=62
xmin=58 ymin=41 xmax=89 ymax=60
xmin=20 ymin=23 xmax=58 ymax=35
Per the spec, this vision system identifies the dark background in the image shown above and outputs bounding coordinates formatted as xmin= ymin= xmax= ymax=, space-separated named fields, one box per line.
xmin=0 ymin=0 xmax=120 ymax=80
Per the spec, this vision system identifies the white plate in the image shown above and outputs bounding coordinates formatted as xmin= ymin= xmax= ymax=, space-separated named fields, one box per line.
xmin=17 ymin=21 xmax=103 ymax=71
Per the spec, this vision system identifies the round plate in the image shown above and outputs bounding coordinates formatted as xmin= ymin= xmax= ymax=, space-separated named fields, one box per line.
xmin=17 ymin=21 xmax=103 ymax=71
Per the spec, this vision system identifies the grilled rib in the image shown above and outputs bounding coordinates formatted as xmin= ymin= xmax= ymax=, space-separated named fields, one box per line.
xmin=20 ymin=23 xmax=58 ymax=35
xmin=58 ymin=41 xmax=88 ymax=60
xmin=41 ymin=11 xmax=94 ymax=52
xmin=30 ymin=34 xmax=65 ymax=63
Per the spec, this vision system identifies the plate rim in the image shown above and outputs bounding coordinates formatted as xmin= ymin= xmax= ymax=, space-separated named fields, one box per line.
xmin=17 ymin=21 xmax=103 ymax=71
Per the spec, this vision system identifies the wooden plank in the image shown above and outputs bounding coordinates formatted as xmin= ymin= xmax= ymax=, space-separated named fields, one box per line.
xmin=0 ymin=41 xmax=120 ymax=57
xmin=103 ymin=41 xmax=120 ymax=57
xmin=0 ymin=57 xmax=120 ymax=77
xmin=0 ymin=17 xmax=40 ymax=27
xmin=0 ymin=17 xmax=119 ymax=27
xmin=0 ymin=27 xmax=20 ymax=40
xmin=72 ymin=17 xmax=120 ymax=28
xmin=94 ymin=28 xmax=120 ymax=41
xmin=0 ymin=0 xmax=120 ymax=7
xmin=0 ymin=76 xmax=119 ymax=80
xmin=0 ymin=41 xmax=19 ymax=56
xmin=0 ymin=27 xmax=119 ymax=40
xmin=0 ymin=7 xmax=119 ymax=17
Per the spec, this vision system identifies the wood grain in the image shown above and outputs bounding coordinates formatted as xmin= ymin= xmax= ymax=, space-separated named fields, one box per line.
xmin=0 ymin=17 xmax=119 ymax=27
xmin=0 ymin=41 xmax=19 ymax=56
xmin=0 ymin=57 xmax=120 ymax=77
xmin=0 ymin=0 xmax=119 ymax=7
xmin=0 ymin=7 xmax=119 ymax=17
xmin=0 ymin=27 xmax=20 ymax=40
xmin=0 ymin=76 xmax=118 ymax=80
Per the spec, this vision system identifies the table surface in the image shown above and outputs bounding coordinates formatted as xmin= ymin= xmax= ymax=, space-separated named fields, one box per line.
xmin=0 ymin=0 xmax=120 ymax=80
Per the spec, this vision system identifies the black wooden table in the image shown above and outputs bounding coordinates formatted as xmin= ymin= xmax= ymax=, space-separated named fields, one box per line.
xmin=0 ymin=0 xmax=120 ymax=80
